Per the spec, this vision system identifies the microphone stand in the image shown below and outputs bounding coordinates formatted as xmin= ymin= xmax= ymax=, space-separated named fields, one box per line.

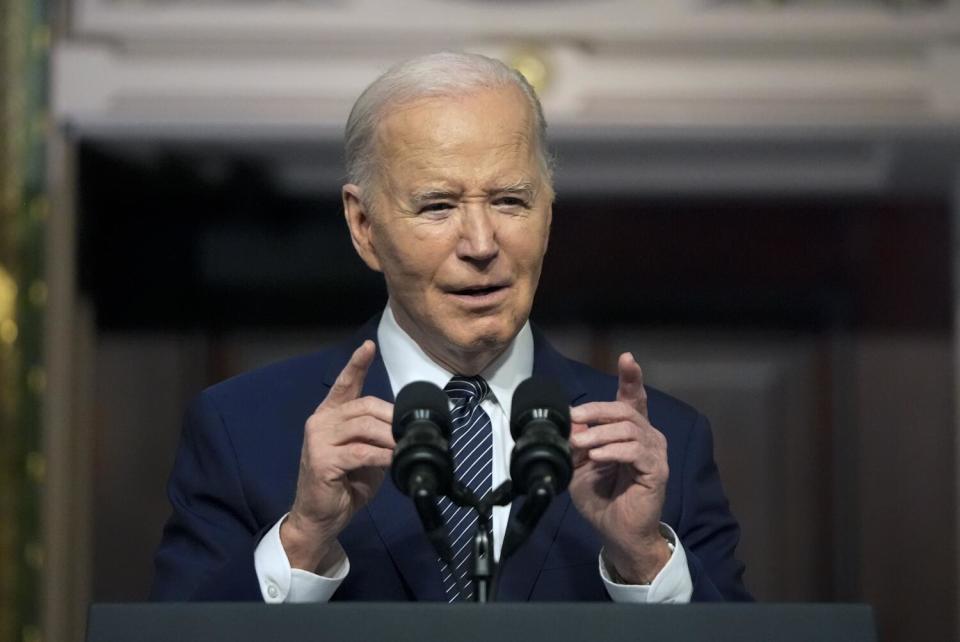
xmin=448 ymin=480 xmax=513 ymax=603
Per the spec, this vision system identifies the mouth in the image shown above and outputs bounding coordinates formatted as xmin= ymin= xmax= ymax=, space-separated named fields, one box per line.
xmin=449 ymin=284 xmax=507 ymax=296
xmin=445 ymin=283 xmax=511 ymax=306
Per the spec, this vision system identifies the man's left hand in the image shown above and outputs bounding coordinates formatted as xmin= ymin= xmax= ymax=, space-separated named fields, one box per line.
xmin=568 ymin=352 xmax=672 ymax=585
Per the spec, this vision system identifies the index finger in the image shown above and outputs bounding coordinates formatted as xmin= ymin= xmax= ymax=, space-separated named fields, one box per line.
xmin=320 ymin=340 xmax=377 ymax=410
xmin=616 ymin=352 xmax=648 ymax=418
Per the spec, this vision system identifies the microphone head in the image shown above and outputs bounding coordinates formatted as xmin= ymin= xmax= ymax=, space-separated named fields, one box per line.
xmin=393 ymin=381 xmax=451 ymax=441
xmin=510 ymin=376 xmax=570 ymax=440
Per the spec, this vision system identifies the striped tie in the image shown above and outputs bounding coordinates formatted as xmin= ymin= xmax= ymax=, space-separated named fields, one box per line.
xmin=438 ymin=375 xmax=493 ymax=602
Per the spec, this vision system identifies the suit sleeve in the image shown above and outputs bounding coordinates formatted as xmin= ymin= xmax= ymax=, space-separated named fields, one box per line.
xmin=676 ymin=413 xmax=752 ymax=601
xmin=150 ymin=393 xmax=266 ymax=601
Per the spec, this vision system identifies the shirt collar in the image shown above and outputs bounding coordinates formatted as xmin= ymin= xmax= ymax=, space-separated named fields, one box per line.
xmin=376 ymin=301 xmax=533 ymax=421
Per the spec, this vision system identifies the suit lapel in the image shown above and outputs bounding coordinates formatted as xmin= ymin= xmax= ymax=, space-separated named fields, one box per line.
xmin=325 ymin=317 xmax=447 ymax=601
xmin=496 ymin=326 xmax=588 ymax=601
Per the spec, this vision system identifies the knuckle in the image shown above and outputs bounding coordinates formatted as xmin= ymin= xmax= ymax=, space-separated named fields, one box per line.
xmin=342 ymin=397 xmax=361 ymax=416
xmin=656 ymin=460 xmax=670 ymax=481
xmin=305 ymin=414 xmax=323 ymax=433
xmin=358 ymin=396 xmax=377 ymax=414
xmin=300 ymin=433 xmax=315 ymax=456
xmin=655 ymin=430 xmax=667 ymax=449
xmin=359 ymin=416 xmax=377 ymax=436
xmin=348 ymin=442 xmax=368 ymax=461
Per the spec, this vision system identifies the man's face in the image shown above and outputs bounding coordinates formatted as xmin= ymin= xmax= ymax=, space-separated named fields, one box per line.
xmin=343 ymin=85 xmax=553 ymax=373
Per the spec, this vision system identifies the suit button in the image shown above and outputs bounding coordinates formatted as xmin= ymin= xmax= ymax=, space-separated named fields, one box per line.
xmin=267 ymin=584 xmax=279 ymax=599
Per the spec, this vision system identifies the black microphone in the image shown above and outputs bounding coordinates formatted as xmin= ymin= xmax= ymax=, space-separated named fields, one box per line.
xmin=509 ymin=376 xmax=573 ymax=496
xmin=391 ymin=381 xmax=454 ymax=498
xmin=390 ymin=381 xmax=455 ymax=563
xmin=501 ymin=377 xmax=573 ymax=563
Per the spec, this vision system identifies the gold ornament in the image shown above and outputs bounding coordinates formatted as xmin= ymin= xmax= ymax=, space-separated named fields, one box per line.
xmin=508 ymin=50 xmax=550 ymax=96
xmin=0 ymin=265 xmax=17 ymax=325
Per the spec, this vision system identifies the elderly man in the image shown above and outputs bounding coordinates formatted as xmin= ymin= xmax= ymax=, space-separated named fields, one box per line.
xmin=151 ymin=52 xmax=749 ymax=603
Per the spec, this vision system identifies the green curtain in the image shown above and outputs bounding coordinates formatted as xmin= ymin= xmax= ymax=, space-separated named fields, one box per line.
xmin=1 ymin=0 xmax=48 ymax=641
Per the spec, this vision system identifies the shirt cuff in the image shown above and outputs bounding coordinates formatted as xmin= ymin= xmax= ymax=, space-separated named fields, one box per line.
xmin=599 ymin=523 xmax=693 ymax=603
xmin=253 ymin=513 xmax=350 ymax=603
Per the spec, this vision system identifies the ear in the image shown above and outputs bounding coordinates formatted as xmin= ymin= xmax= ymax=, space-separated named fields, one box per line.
xmin=342 ymin=183 xmax=383 ymax=273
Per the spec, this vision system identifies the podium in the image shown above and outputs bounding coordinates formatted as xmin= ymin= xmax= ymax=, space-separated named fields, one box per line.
xmin=86 ymin=603 xmax=875 ymax=642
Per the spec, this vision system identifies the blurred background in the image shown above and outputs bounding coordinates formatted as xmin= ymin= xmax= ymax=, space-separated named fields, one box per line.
xmin=2 ymin=0 xmax=960 ymax=641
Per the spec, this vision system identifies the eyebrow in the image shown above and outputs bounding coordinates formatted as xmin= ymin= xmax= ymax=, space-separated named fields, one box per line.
xmin=491 ymin=180 xmax=536 ymax=197
xmin=410 ymin=189 xmax=460 ymax=205
xmin=409 ymin=181 xmax=536 ymax=205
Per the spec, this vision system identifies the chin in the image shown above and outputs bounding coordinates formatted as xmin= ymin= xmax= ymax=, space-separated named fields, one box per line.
xmin=453 ymin=320 xmax=517 ymax=353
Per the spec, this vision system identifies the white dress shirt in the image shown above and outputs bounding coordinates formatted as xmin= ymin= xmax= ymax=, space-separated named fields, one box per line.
xmin=254 ymin=304 xmax=693 ymax=603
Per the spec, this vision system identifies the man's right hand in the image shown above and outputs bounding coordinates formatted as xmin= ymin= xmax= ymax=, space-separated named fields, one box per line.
xmin=280 ymin=340 xmax=395 ymax=573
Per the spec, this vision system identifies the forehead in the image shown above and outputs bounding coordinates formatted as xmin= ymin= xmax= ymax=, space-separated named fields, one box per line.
xmin=375 ymin=86 xmax=540 ymax=191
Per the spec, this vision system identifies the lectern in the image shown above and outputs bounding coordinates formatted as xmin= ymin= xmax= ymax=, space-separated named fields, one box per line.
xmin=86 ymin=603 xmax=875 ymax=642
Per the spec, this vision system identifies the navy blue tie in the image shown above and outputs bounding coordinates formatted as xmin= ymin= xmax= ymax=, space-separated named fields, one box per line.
xmin=437 ymin=375 xmax=493 ymax=602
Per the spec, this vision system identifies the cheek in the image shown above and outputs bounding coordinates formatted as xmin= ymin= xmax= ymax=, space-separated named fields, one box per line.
xmin=510 ymin=222 xmax=550 ymax=274
xmin=377 ymin=225 xmax=454 ymax=286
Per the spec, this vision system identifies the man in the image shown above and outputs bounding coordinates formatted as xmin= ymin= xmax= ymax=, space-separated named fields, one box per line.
xmin=151 ymin=52 xmax=749 ymax=603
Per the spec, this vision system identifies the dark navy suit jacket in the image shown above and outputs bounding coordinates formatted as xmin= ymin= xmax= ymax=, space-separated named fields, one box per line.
xmin=150 ymin=318 xmax=750 ymax=602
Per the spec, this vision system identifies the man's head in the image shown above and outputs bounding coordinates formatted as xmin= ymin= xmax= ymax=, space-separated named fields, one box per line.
xmin=341 ymin=52 xmax=554 ymax=375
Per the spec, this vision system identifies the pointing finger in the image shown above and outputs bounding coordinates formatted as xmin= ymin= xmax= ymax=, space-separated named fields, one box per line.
xmin=321 ymin=340 xmax=376 ymax=410
xmin=616 ymin=352 xmax=647 ymax=418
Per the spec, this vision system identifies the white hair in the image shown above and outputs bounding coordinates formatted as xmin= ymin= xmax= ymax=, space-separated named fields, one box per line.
xmin=344 ymin=51 xmax=553 ymax=196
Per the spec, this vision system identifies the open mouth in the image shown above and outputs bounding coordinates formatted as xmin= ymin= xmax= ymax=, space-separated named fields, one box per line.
xmin=452 ymin=285 xmax=506 ymax=297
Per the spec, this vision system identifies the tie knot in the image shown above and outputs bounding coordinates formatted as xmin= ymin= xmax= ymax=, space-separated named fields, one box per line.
xmin=444 ymin=375 xmax=489 ymax=408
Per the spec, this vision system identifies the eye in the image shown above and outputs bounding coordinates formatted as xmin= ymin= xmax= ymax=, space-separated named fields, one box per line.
xmin=418 ymin=202 xmax=454 ymax=214
xmin=494 ymin=196 xmax=530 ymax=209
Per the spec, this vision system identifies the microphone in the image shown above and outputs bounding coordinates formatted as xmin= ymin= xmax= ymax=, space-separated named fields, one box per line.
xmin=390 ymin=381 xmax=455 ymax=562
xmin=500 ymin=377 xmax=573 ymax=563
xmin=391 ymin=381 xmax=454 ymax=498
xmin=509 ymin=376 xmax=573 ymax=496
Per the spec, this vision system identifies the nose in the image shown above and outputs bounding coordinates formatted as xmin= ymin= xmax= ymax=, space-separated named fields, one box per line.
xmin=456 ymin=205 xmax=499 ymax=265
